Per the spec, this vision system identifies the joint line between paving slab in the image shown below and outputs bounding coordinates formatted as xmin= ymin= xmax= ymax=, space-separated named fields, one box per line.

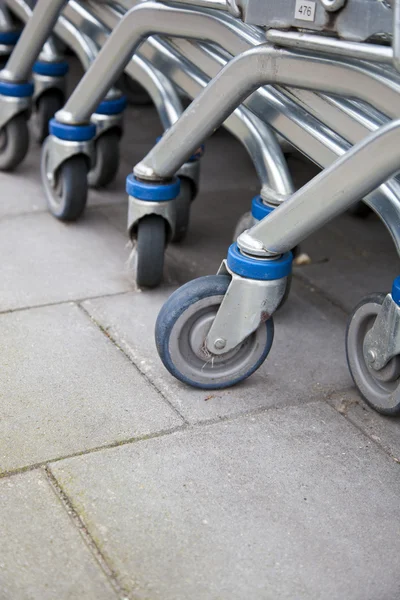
xmin=0 ymin=424 xmax=187 ymax=480
xmin=77 ymin=303 xmax=190 ymax=425
xmin=43 ymin=465 xmax=130 ymax=600
xmin=292 ymin=270 xmax=349 ymax=316
xmin=0 ymin=291 xmax=135 ymax=316
xmin=325 ymin=390 xmax=400 ymax=465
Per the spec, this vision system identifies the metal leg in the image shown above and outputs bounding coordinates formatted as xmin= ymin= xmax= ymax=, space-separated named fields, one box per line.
xmin=2 ymin=0 xmax=68 ymax=82
xmin=239 ymin=119 xmax=400 ymax=256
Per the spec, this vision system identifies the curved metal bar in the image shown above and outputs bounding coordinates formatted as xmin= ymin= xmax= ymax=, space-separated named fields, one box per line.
xmin=135 ymin=42 xmax=400 ymax=179
xmin=124 ymin=54 xmax=183 ymax=130
xmin=2 ymin=0 xmax=68 ymax=81
xmin=5 ymin=0 xmax=65 ymax=64
xmin=79 ymin=0 xmax=183 ymax=129
xmin=57 ymin=1 xmax=252 ymax=124
xmin=242 ymin=119 xmax=400 ymax=255
xmin=266 ymin=29 xmax=393 ymax=65
xmin=0 ymin=1 xmax=15 ymax=30
xmin=145 ymin=36 xmax=293 ymax=195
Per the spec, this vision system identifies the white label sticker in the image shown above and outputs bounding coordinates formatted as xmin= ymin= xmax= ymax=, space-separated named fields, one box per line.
xmin=294 ymin=0 xmax=316 ymax=22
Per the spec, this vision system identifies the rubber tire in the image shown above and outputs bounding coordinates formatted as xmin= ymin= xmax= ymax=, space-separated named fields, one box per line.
xmin=346 ymin=293 xmax=400 ymax=415
xmin=116 ymin=73 xmax=152 ymax=106
xmin=44 ymin=154 xmax=88 ymax=221
xmin=155 ymin=274 xmax=274 ymax=389
xmin=88 ymin=129 xmax=120 ymax=189
xmin=32 ymin=90 xmax=64 ymax=144
xmin=136 ymin=215 xmax=167 ymax=288
xmin=171 ymin=178 xmax=194 ymax=243
xmin=0 ymin=113 xmax=29 ymax=171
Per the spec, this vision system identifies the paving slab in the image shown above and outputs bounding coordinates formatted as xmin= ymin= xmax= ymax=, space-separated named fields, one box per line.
xmin=0 ymin=470 xmax=116 ymax=600
xmin=296 ymin=213 xmax=399 ymax=314
xmin=0 ymin=303 xmax=181 ymax=473
xmin=328 ymin=389 xmax=400 ymax=461
xmin=0 ymin=210 xmax=135 ymax=312
xmin=50 ymin=401 xmax=400 ymax=600
xmin=83 ymin=277 xmax=351 ymax=424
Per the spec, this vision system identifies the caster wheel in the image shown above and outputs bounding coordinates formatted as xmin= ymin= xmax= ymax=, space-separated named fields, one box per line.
xmin=155 ymin=274 xmax=274 ymax=389
xmin=348 ymin=201 xmax=372 ymax=218
xmin=171 ymin=177 xmax=194 ymax=243
xmin=31 ymin=90 xmax=64 ymax=144
xmin=116 ymin=73 xmax=152 ymax=106
xmin=133 ymin=214 xmax=167 ymax=288
xmin=88 ymin=129 xmax=120 ymax=188
xmin=41 ymin=145 xmax=88 ymax=221
xmin=0 ymin=113 xmax=29 ymax=170
xmin=346 ymin=293 xmax=400 ymax=415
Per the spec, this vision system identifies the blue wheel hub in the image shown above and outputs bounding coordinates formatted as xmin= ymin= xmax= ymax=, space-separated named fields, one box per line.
xmin=0 ymin=30 xmax=21 ymax=45
xmin=95 ymin=96 xmax=127 ymax=115
xmin=33 ymin=61 xmax=69 ymax=77
xmin=49 ymin=118 xmax=96 ymax=142
xmin=0 ymin=80 xmax=33 ymax=98
xmin=392 ymin=276 xmax=400 ymax=306
xmin=251 ymin=196 xmax=275 ymax=221
xmin=126 ymin=174 xmax=180 ymax=201
xmin=227 ymin=243 xmax=292 ymax=281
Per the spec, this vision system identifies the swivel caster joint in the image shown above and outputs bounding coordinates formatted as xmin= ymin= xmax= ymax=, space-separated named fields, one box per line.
xmin=155 ymin=241 xmax=292 ymax=389
xmin=126 ymin=174 xmax=180 ymax=288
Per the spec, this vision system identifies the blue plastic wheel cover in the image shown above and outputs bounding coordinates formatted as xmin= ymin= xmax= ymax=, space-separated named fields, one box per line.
xmin=227 ymin=243 xmax=292 ymax=280
xmin=251 ymin=196 xmax=275 ymax=221
xmin=0 ymin=30 xmax=20 ymax=45
xmin=49 ymin=118 xmax=96 ymax=141
xmin=95 ymin=96 xmax=127 ymax=115
xmin=0 ymin=80 xmax=33 ymax=97
xmin=392 ymin=276 xmax=400 ymax=306
xmin=33 ymin=61 xmax=69 ymax=77
xmin=126 ymin=174 xmax=180 ymax=201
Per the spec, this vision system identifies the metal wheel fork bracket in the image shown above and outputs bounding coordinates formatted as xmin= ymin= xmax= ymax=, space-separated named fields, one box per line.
xmin=90 ymin=112 xmax=123 ymax=138
xmin=33 ymin=73 xmax=66 ymax=101
xmin=364 ymin=294 xmax=400 ymax=372
xmin=44 ymin=135 xmax=94 ymax=187
xmin=0 ymin=93 xmax=29 ymax=128
xmin=126 ymin=175 xmax=180 ymax=239
xmin=205 ymin=259 xmax=287 ymax=355
xmin=176 ymin=158 xmax=200 ymax=195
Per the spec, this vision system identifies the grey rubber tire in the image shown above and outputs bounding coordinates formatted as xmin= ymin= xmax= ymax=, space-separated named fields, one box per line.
xmin=0 ymin=113 xmax=29 ymax=171
xmin=42 ymin=151 xmax=88 ymax=221
xmin=32 ymin=91 xmax=63 ymax=144
xmin=171 ymin=178 xmax=194 ymax=243
xmin=346 ymin=293 xmax=400 ymax=415
xmin=88 ymin=130 xmax=120 ymax=189
xmin=135 ymin=215 xmax=166 ymax=288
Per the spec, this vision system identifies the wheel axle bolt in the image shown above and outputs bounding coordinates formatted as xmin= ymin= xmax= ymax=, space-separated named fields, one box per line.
xmin=367 ymin=349 xmax=377 ymax=363
xmin=214 ymin=338 xmax=226 ymax=349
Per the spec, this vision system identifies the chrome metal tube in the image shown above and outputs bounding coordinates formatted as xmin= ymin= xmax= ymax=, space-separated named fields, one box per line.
xmin=135 ymin=43 xmax=400 ymax=179
xmin=394 ymin=0 xmax=400 ymax=71
xmin=0 ymin=1 xmax=14 ymax=30
xmin=266 ymin=29 xmax=393 ymax=64
xmin=243 ymin=120 xmax=400 ymax=254
xmin=57 ymin=1 xmax=247 ymax=124
xmin=1 ymin=0 xmax=68 ymax=82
